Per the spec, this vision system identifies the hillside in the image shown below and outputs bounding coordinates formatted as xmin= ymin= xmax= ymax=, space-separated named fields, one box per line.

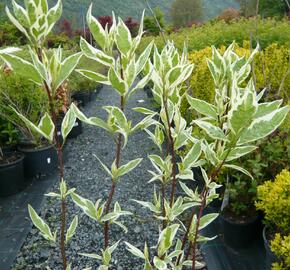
xmin=0 ymin=0 xmax=240 ymax=27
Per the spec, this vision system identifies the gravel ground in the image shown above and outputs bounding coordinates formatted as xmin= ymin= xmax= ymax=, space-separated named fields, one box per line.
xmin=11 ymin=86 xmax=204 ymax=270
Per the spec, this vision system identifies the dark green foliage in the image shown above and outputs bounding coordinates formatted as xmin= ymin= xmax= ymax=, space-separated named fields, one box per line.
xmin=144 ymin=8 xmax=165 ymax=36
xmin=171 ymin=0 xmax=204 ymax=27
xmin=260 ymin=0 xmax=288 ymax=18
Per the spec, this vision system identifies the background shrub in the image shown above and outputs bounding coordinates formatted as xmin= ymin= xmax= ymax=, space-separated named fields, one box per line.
xmin=139 ymin=18 xmax=290 ymax=53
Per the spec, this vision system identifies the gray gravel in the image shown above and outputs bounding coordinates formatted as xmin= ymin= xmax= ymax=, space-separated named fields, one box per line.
xmin=11 ymin=86 xmax=205 ymax=270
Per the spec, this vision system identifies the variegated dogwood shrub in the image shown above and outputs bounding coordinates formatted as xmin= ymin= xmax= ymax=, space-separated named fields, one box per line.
xmin=0 ymin=1 xmax=289 ymax=270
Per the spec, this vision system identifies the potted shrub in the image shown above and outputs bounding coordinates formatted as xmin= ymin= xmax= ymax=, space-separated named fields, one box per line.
xmin=0 ymin=119 xmax=24 ymax=196
xmin=220 ymin=176 xmax=261 ymax=248
xmin=0 ymin=71 xmax=58 ymax=178
xmin=256 ymin=170 xmax=290 ymax=270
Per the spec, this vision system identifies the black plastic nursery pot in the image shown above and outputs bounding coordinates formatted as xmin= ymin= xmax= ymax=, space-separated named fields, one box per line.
xmin=18 ymin=145 xmax=58 ymax=178
xmin=263 ymin=227 xmax=278 ymax=270
xmin=220 ymin=211 xmax=261 ymax=249
xmin=0 ymin=153 xmax=25 ymax=197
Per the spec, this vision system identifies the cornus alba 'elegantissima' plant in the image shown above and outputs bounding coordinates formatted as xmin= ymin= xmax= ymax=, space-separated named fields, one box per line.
xmin=0 ymin=1 xmax=289 ymax=270
xmin=0 ymin=0 xmax=82 ymax=269
xmin=124 ymin=43 xmax=289 ymax=270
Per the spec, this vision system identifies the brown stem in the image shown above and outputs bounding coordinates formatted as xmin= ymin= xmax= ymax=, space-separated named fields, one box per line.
xmin=163 ymin=98 xmax=177 ymax=207
xmin=37 ymin=48 xmax=67 ymax=269
xmin=104 ymin=95 xmax=125 ymax=248
xmin=161 ymin=183 xmax=166 ymax=229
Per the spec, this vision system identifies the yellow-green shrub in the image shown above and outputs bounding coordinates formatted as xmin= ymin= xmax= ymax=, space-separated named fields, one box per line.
xmin=271 ymin=233 xmax=290 ymax=270
xmin=181 ymin=43 xmax=290 ymax=122
xmin=256 ymin=170 xmax=290 ymax=234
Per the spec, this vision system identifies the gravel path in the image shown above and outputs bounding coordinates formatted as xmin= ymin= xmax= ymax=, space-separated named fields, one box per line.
xmin=12 ymin=86 xmax=162 ymax=270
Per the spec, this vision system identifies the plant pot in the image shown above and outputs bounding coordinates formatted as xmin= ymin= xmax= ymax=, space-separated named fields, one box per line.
xmin=18 ymin=145 xmax=58 ymax=178
xmin=263 ymin=227 xmax=278 ymax=269
xmin=0 ymin=152 xmax=25 ymax=196
xmin=210 ymin=185 xmax=225 ymax=210
xmin=72 ymin=91 xmax=90 ymax=106
xmin=220 ymin=210 xmax=261 ymax=249
xmin=67 ymin=118 xmax=83 ymax=139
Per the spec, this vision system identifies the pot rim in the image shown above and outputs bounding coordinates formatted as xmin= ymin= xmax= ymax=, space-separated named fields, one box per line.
xmin=18 ymin=144 xmax=53 ymax=153
xmin=221 ymin=210 xmax=259 ymax=226
xmin=0 ymin=152 xmax=24 ymax=168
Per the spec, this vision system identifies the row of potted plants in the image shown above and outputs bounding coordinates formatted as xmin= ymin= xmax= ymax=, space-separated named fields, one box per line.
xmin=0 ymin=70 xmax=100 ymax=197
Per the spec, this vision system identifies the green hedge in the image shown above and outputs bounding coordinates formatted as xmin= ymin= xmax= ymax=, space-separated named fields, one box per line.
xmin=139 ymin=17 xmax=290 ymax=53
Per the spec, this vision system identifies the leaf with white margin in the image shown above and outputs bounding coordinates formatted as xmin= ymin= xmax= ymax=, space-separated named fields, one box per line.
xmin=76 ymin=69 xmax=109 ymax=85
xmin=225 ymin=145 xmax=257 ymax=161
xmin=153 ymin=257 xmax=167 ymax=270
xmin=238 ymin=106 xmax=289 ymax=144
xmin=28 ymin=204 xmax=56 ymax=242
xmin=54 ymin=52 xmax=82 ymax=90
xmin=115 ymin=19 xmax=132 ymax=56
xmin=108 ymin=67 xmax=127 ymax=95
xmin=187 ymin=95 xmax=218 ymax=120
xmin=128 ymin=69 xmax=153 ymax=98
xmin=13 ymin=109 xmax=55 ymax=142
xmin=193 ymin=119 xmax=227 ymax=141
xmin=254 ymin=100 xmax=283 ymax=118
xmin=199 ymin=213 xmax=219 ymax=230
xmin=223 ymin=164 xmax=253 ymax=179
xmin=66 ymin=216 xmax=78 ymax=243
xmin=182 ymin=141 xmax=202 ymax=169
xmin=116 ymin=158 xmax=143 ymax=178
xmin=0 ymin=53 xmax=42 ymax=85
xmin=80 ymin=37 xmax=114 ymax=67
xmin=6 ymin=7 xmax=31 ymax=41
xmin=125 ymin=242 xmax=146 ymax=259
xmin=136 ymin=41 xmax=153 ymax=75
xmin=133 ymin=107 xmax=156 ymax=115
xmin=93 ymin=155 xmax=113 ymax=178
xmin=86 ymin=4 xmax=106 ymax=50
xmin=61 ymin=106 xmax=76 ymax=140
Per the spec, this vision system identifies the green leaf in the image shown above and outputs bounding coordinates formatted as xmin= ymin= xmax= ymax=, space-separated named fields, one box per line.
xmin=238 ymin=106 xmax=289 ymax=144
xmin=54 ymin=52 xmax=82 ymax=90
xmin=183 ymin=141 xmax=202 ymax=169
xmin=187 ymin=95 xmax=218 ymax=120
xmin=136 ymin=41 xmax=153 ymax=75
xmin=199 ymin=213 xmax=219 ymax=230
xmin=223 ymin=164 xmax=253 ymax=179
xmin=80 ymin=37 xmax=114 ymax=67
xmin=229 ymin=91 xmax=257 ymax=134
xmin=6 ymin=6 xmax=30 ymax=41
xmin=47 ymin=0 xmax=62 ymax=27
xmin=133 ymin=107 xmax=156 ymax=115
xmin=61 ymin=106 xmax=76 ymax=141
xmin=125 ymin=242 xmax=145 ymax=259
xmin=193 ymin=119 xmax=227 ymax=141
xmin=28 ymin=204 xmax=56 ymax=242
xmin=87 ymin=4 xmax=106 ymax=50
xmin=0 ymin=53 xmax=42 ymax=85
xmin=66 ymin=215 xmax=78 ymax=243
xmin=255 ymin=100 xmax=283 ymax=118
xmin=76 ymin=69 xmax=109 ymax=85
xmin=153 ymin=257 xmax=167 ymax=270
xmin=226 ymin=146 xmax=257 ymax=161
xmin=79 ymin=253 xmax=102 ymax=261
xmin=115 ymin=19 xmax=132 ymax=56
xmin=108 ymin=67 xmax=127 ymax=95
xmin=38 ymin=113 xmax=55 ymax=142
xmin=116 ymin=158 xmax=143 ymax=178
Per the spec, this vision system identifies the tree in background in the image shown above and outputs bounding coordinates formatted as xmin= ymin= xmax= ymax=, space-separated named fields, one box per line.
xmin=238 ymin=0 xmax=288 ymax=18
xmin=259 ymin=0 xmax=288 ymax=18
xmin=144 ymin=7 xmax=165 ymax=36
xmin=171 ymin=0 xmax=204 ymax=28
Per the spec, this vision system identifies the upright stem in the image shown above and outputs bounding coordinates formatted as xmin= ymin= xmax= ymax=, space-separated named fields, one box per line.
xmin=104 ymin=94 xmax=125 ymax=248
xmin=37 ymin=48 xmax=67 ymax=269
xmin=163 ymin=97 xmax=177 ymax=207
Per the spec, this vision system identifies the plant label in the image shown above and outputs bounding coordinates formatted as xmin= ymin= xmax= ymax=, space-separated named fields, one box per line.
xmin=47 ymin=158 xmax=51 ymax=164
